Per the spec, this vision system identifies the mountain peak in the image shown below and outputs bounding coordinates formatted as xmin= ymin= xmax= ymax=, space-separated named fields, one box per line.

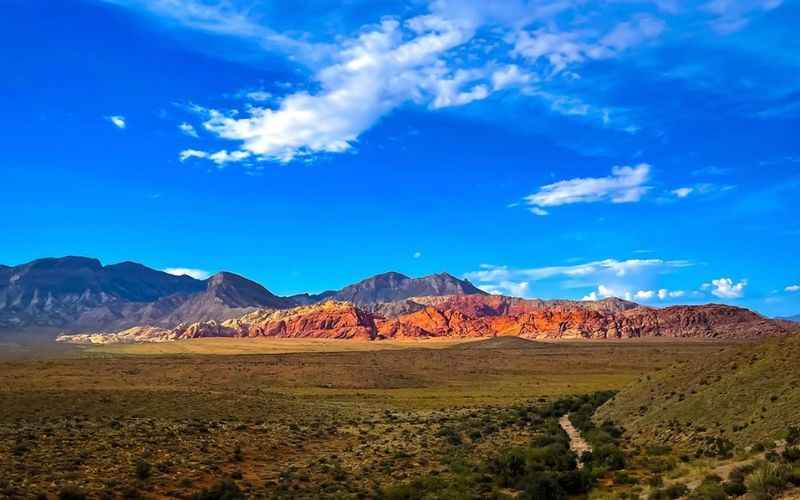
xmin=26 ymin=256 xmax=103 ymax=271
xmin=328 ymin=270 xmax=487 ymax=305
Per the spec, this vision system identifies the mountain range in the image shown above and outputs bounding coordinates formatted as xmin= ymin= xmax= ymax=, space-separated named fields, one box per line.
xmin=0 ymin=256 xmax=483 ymax=332
xmin=3 ymin=256 xmax=798 ymax=342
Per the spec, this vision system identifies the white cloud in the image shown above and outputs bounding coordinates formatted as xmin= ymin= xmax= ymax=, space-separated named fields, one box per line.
xmin=179 ymin=148 xmax=250 ymax=166
xmin=196 ymin=15 xmax=489 ymax=163
xmin=785 ymin=284 xmax=800 ymax=292
xmin=413 ymin=251 xmax=422 ymax=259
xmin=480 ymin=280 xmax=530 ymax=298
xmin=107 ymin=115 xmax=126 ymax=129
xmin=524 ymin=163 xmax=651 ymax=211
xmin=582 ymin=284 xmax=631 ymax=301
xmin=671 ymin=187 xmax=693 ymax=198
xmin=468 ymin=258 xmax=691 ymax=300
xmin=466 ymin=258 xmax=691 ymax=284
xmin=511 ymin=15 xmax=664 ymax=74
xmin=179 ymin=122 xmax=199 ymax=137
xmin=529 ymin=207 xmax=549 ymax=216
xmin=581 ymin=291 xmax=599 ymax=301
xmin=707 ymin=277 xmax=747 ymax=298
xmin=703 ymin=0 xmax=783 ymax=34
xmin=491 ymin=64 xmax=533 ymax=90
xmin=163 ymin=267 xmax=211 ymax=280
xmin=658 ymin=288 xmax=685 ymax=299
xmin=245 ymin=90 xmax=272 ymax=102
xmin=131 ymin=1 xmax=665 ymax=165
xmin=584 ymin=285 xmax=685 ymax=302
xmin=179 ymin=149 xmax=207 ymax=161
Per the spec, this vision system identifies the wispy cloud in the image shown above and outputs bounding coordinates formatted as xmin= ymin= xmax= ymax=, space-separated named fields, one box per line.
xmin=163 ymin=267 xmax=211 ymax=280
xmin=671 ymin=187 xmax=693 ymax=198
xmin=523 ymin=163 xmax=651 ymax=212
xmin=702 ymin=0 xmax=783 ymax=34
xmin=179 ymin=122 xmax=198 ymax=137
xmin=785 ymin=284 xmax=800 ymax=292
xmin=179 ymin=148 xmax=250 ymax=166
xmin=582 ymin=285 xmax=685 ymax=302
xmin=467 ymin=257 xmax=692 ymax=299
xmin=107 ymin=115 xmax=126 ymax=129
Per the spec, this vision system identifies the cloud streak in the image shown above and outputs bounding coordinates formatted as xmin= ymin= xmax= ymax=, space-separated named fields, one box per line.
xmin=524 ymin=163 xmax=651 ymax=213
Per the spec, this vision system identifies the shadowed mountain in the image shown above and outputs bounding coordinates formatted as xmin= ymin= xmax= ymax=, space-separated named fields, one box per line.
xmin=296 ymin=271 xmax=487 ymax=305
xmin=0 ymin=257 xmax=291 ymax=332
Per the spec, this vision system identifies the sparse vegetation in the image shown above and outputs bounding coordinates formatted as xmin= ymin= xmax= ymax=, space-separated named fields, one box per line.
xmin=3 ymin=338 xmax=797 ymax=498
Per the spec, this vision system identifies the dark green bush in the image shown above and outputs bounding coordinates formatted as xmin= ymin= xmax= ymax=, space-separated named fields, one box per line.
xmin=722 ymin=481 xmax=747 ymax=496
xmin=135 ymin=459 xmax=151 ymax=480
xmin=688 ymin=481 xmax=726 ymax=500
xmin=58 ymin=487 xmax=88 ymax=500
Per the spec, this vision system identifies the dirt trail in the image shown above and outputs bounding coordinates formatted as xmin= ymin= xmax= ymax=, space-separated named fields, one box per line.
xmin=559 ymin=414 xmax=591 ymax=467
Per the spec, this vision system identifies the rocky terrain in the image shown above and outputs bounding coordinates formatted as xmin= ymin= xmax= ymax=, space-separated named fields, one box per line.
xmin=7 ymin=256 xmax=797 ymax=344
xmin=1 ymin=257 xmax=483 ymax=332
xmin=58 ymin=295 xmax=799 ymax=344
xmin=596 ymin=333 xmax=800 ymax=450
xmin=290 ymin=271 xmax=487 ymax=305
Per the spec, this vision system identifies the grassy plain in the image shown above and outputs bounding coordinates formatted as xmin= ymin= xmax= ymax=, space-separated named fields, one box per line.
xmin=0 ymin=337 xmax=737 ymax=498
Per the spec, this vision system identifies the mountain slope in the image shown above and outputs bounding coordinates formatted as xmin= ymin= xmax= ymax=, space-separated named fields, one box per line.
xmin=596 ymin=334 xmax=800 ymax=450
xmin=309 ymin=271 xmax=487 ymax=305
xmin=0 ymin=257 xmax=204 ymax=329
xmin=0 ymin=257 xmax=293 ymax=331
xmin=58 ymin=296 xmax=799 ymax=344
xmin=375 ymin=296 xmax=795 ymax=339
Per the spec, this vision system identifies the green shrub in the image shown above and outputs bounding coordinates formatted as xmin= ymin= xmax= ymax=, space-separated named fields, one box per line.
xmin=782 ymin=447 xmax=800 ymax=463
xmin=648 ymin=484 xmax=688 ymax=500
xmin=591 ymin=444 xmax=626 ymax=470
xmin=722 ymin=481 xmax=747 ymax=496
xmin=745 ymin=463 xmax=792 ymax=500
xmin=687 ymin=481 xmax=726 ymax=500
xmin=135 ymin=459 xmax=151 ymax=480
xmin=787 ymin=426 xmax=800 ymax=446
xmin=58 ymin=487 xmax=88 ymax=500
xmin=520 ymin=472 xmax=566 ymax=500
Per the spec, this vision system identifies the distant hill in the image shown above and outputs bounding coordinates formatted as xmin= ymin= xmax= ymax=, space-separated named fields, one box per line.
xmin=596 ymin=334 xmax=800 ymax=450
xmin=7 ymin=256 xmax=800 ymax=342
xmin=0 ymin=258 xmax=487 ymax=334
xmin=59 ymin=296 xmax=800 ymax=344
xmin=293 ymin=271 xmax=487 ymax=305
xmin=780 ymin=314 xmax=800 ymax=323
xmin=0 ymin=257 xmax=290 ymax=331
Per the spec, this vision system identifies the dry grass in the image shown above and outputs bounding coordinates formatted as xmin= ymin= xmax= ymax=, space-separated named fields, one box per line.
xmin=0 ymin=338 xmax=733 ymax=498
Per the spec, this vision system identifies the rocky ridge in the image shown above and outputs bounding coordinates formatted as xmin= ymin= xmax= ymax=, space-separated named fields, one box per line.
xmin=57 ymin=295 xmax=799 ymax=344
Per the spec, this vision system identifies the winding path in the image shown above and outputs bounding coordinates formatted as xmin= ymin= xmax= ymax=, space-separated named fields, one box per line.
xmin=559 ymin=414 xmax=591 ymax=468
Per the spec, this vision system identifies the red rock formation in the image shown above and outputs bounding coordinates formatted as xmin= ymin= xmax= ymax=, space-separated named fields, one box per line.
xmin=58 ymin=296 xmax=799 ymax=344
xmin=375 ymin=296 xmax=797 ymax=340
xmin=177 ymin=301 xmax=376 ymax=340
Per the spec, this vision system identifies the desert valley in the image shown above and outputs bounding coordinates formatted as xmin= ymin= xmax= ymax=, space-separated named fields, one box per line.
xmin=3 ymin=0 xmax=799 ymax=498
xmin=1 ymin=257 xmax=800 ymax=499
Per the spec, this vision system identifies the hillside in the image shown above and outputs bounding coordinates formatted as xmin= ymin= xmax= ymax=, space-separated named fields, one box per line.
xmin=596 ymin=334 xmax=800 ymax=450
xmin=294 ymin=271 xmax=487 ymax=305
xmin=58 ymin=296 xmax=799 ymax=344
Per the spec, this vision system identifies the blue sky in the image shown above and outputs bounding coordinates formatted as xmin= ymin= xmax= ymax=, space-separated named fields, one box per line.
xmin=1 ymin=0 xmax=798 ymax=316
